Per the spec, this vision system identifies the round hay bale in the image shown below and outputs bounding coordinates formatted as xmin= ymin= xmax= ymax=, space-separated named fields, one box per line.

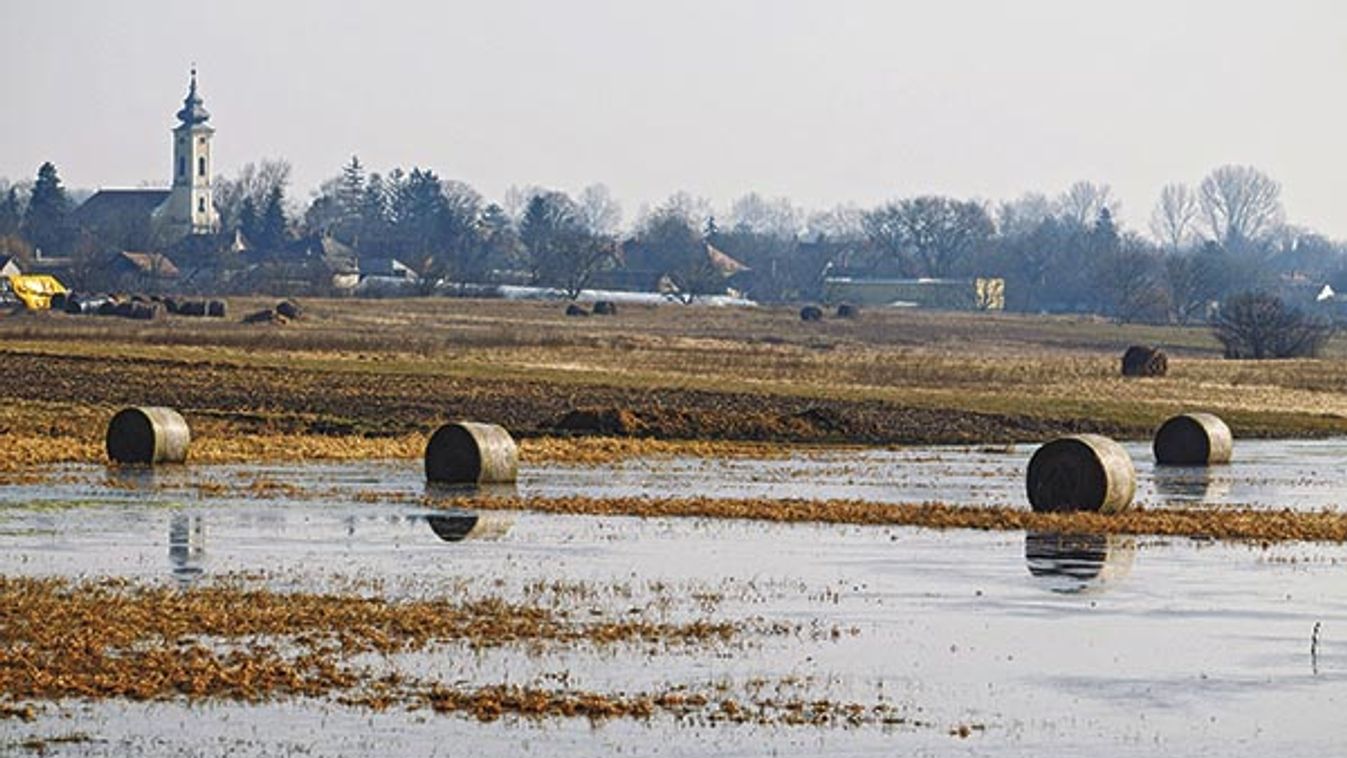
xmin=425 ymin=421 xmax=518 ymax=484
xmin=1121 ymin=345 xmax=1168 ymax=377
xmin=836 ymin=303 xmax=860 ymax=319
xmin=178 ymin=300 xmax=206 ymax=317
xmin=105 ymin=406 xmax=191 ymax=465
xmin=275 ymin=299 xmax=303 ymax=320
xmin=97 ymin=300 xmax=119 ymax=316
xmin=1153 ymin=412 xmax=1232 ymax=465
xmin=242 ymin=308 xmax=284 ymax=325
xmin=206 ymin=300 xmax=227 ymax=318
xmin=799 ymin=305 xmax=823 ymax=322
xmin=1025 ymin=434 xmax=1136 ymax=513
xmin=565 ymin=303 xmax=590 ymax=317
xmin=50 ymin=292 xmax=67 ymax=311
xmin=163 ymin=297 xmax=181 ymax=314
xmin=592 ymin=300 xmax=618 ymax=316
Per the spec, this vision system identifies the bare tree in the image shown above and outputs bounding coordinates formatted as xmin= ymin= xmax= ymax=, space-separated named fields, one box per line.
xmin=1058 ymin=181 xmax=1119 ymax=228
xmin=1198 ymin=165 xmax=1283 ymax=253
xmin=727 ymin=192 xmax=801 ymax=238
xmin=214 ymin=159 xmax=292 ymax=232
xmin=1213 ymin=291 xmax=1333 ymax=359
xmin=997 ymin=192 xmax=1055 ymax=237
xmin=1149 ymin=183 xmax=1198 ymax=252
xmin=577 ymin=183 xmax=623 ymax=236
xmin=804 ymin=204 xmax=865 ymax=242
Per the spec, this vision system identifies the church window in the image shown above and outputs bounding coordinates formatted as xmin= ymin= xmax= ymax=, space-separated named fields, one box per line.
xmin=198 ymin=156 xmax=206 ymax=177
xmin=198 ymin=197 xmax=206 ymax=213
xmin=178 ymin=157 xmax=186 ymax=178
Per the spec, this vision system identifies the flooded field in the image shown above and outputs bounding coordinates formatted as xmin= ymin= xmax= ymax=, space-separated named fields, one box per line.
xmin=4 ymin=441 xmax=1347 ymax=756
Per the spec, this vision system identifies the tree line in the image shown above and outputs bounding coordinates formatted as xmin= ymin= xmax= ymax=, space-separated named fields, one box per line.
xmin=4 ymin=158 xmax=1346 ymax=323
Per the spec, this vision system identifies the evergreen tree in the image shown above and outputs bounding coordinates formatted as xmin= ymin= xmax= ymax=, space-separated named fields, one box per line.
xmin=238 ymin=197 xmax=259 ymax=244
xmin=21 ymin=162 xmax=71 ymax=254
xmin=0 ymin=187 xmax=20 ymax=237
xmin=336 ymin=155 xmax=365 ymax=241
xmin=358 ymin=173 xmax=390 ymax=250
xmin=257 ymin=186 xmax=288 ymax=251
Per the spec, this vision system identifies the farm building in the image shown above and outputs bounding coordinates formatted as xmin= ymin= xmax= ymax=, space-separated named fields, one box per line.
xmin=0 ymin=255 xmax=21 ymax=277
xmin=822 ymin=277 xmax=1005 ymax=310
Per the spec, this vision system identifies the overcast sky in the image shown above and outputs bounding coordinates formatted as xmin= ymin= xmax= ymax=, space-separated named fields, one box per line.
xmin=3 ymin=0 xmax=1345 ymax=236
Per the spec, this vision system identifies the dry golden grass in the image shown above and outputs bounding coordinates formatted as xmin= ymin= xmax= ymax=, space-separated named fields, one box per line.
xmin=439 ymin=495 xmax=1347 ymax=544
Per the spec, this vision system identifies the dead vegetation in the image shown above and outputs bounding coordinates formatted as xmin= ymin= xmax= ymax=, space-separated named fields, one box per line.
xmin=436 ymin=494 xmax=1347 ymax=544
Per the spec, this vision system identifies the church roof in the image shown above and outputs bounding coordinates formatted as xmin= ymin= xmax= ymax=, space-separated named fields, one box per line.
xmin=70 ymin=189 xmax=171 ymax=230
xmin=175 ymin=68 xmax=210 ymax=126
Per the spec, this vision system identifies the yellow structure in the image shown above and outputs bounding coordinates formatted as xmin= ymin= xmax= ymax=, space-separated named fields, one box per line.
xmin=2 ymin=274 xmax=68 ymax=310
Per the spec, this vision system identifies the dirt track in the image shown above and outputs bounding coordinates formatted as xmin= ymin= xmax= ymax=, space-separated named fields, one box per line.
xmin=0 ymin=349 xmax=1121 ymax=444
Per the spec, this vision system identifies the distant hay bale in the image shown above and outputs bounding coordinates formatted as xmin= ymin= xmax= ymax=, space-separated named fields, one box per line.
xmin=97 ymin=300 xmax=119 ymax=317
xmin=1121 ymin=345 xmax=1168 ymax=377
xmin=565 ymin=303 xmax=590 ymax=317
xmin=1153 ymin=412 xmax=1233 ymax=465
xmin=242 ymin=308 xmax=287 ymax=325
xmin=1026 ymin=434 xmax=1136 ymax=513
xmin=178 ymin=300 xmax=206 ymax=317
xmin=836 ymin=303 xmax=860 ymax=319
xmin=206 ymin=300 xmax=227 ymax=318
xmin=129 ymin=302 xmax=162 ymax=321
xmin=50 ymin=293 xmax=67 ymax=311
xmin=592 ymin=300 xmax=618 ymax=316
xmin=799 ymin=305 xmax=823 ymax=322
xmin=105 ymin=406 xmax=191 ymax=465
xmin=425 ymin=421 xmax=518 ymax=484
xmin=163 ymin=297 xmax=181 ymax=314
xmin=275 ymin=299 xmax=303 ymax=320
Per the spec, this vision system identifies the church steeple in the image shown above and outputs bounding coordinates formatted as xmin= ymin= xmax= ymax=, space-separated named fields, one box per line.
xmin=154 ymin=66 xmax=219 ymax=238
xmin=175 ymin=67 xmax=211 ymax=126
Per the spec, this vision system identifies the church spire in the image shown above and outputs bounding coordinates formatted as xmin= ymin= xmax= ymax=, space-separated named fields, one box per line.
xmin=175 ymin=66 xmax=210 ymax=126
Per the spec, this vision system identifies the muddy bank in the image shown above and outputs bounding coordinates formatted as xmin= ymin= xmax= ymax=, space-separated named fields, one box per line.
xmin=0 ymin=350 xmax=1123 ymax=445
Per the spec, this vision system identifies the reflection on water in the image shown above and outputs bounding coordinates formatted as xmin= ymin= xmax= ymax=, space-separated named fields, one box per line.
xmin=424 ymin=482 xmax=519 ymax=501
xmin=105 ymin=465 xmax=158 ymax=491
xmin=1151 ymin=466 xmax=1234 ymax=505
xmin=425 ymin=510 xmax=515 ymax=542
xmin=1025 ymin=531 xmax=1135 ymax=594
xmin=168 ymin=512 xmax=205 ymax=587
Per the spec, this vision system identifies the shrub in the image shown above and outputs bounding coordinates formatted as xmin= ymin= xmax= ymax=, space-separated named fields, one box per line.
xmin=1212 ymin=291 xmax=1334 ymax=359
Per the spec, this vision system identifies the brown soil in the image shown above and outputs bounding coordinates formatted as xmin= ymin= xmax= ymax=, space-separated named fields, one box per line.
xmin=0 ymin=350 xmax=1117 ymax=445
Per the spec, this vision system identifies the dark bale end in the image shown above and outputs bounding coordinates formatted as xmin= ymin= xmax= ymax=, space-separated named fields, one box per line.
xmin=836 ymin=303 xmax=860 ymax=319
xmin=1153 ymin=412 xmax=1233 ymax=465
xmin=178 ymin=300 xmax=207 ymax=317
xmin=425 ymin=421 xmax=519 ymax=484
xmin=800 ymin=305 xmax=823 ymax=322
xmin=129 ymin=303 xmax=162 ymax=321
xmin=206 ymin=300 xmax=227 ymax=318
xmin=105 ymin=406 xmax=192 ymax=465
xmin=276 ymin=299 xmax=303 ymax=320
xmin=565 ymin=303 xmax=590 ymax=317
xmin=592 ymin=300 xmax=618 ymax=316
xmin=1121 ymin=345 xmax=1168 ymax=377
xmin=1026 ymin=434 xmax=1136 ymax=513
xmin=50 ymin=293 xmax=67 ymax=311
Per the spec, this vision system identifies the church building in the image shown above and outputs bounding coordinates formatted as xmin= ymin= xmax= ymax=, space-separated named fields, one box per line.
xmin=72 ymin=69 xmax=221 ymax=246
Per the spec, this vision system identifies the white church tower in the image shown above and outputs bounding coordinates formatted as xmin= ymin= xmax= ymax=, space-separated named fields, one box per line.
xmin=154 ymin=68 xmax=220 ymax=238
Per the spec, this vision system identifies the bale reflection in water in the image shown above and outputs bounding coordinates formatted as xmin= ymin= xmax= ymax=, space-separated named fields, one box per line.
xmin=1025 ymin=531 xmax=1135 ymax=594
xmin=1151 ymin=466 xmax=1233 ymax=505
xmin=168 ymin=512 xmax=206 ymax=587
xmin=424 ymin=510 xmax=515 ymax=543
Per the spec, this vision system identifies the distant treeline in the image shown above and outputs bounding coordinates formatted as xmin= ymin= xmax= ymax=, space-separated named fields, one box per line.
xmin=2 ymin=158 xmax=1344 ymax=321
